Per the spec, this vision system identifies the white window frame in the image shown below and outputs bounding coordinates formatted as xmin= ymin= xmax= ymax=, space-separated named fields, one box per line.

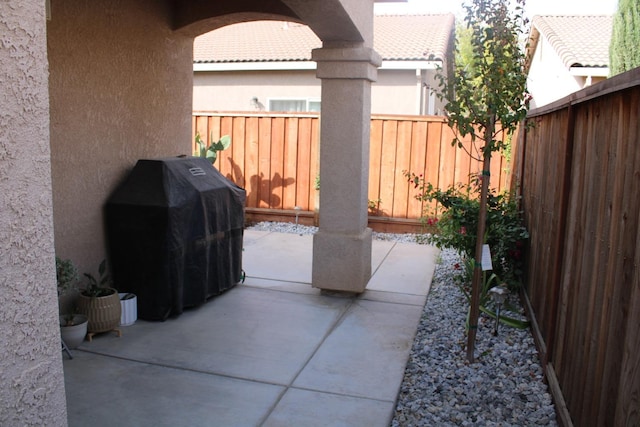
xmin=268 ymin=98 xmax=321 ymax=112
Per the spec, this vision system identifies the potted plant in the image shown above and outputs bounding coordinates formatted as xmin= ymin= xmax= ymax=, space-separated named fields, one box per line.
xmin=56 ymin=256 xmax=88 ymax=349
xmin=77 ymin=259 xmax=122 ymax=340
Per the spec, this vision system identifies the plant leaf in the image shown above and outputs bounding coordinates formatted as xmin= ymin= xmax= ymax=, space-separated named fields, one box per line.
xmin=479 ymin=305 xmax=530 ymax=329
xmin=218 ymin=134 xmax=231 ymax=150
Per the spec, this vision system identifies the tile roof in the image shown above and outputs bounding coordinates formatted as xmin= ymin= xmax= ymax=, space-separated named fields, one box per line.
xmin=530 ymin=15 xmax=612 ymax=68
xmin=193 ymin=14 xmax=455 ymax=63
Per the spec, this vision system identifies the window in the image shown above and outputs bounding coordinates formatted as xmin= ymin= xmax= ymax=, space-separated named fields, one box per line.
xmin=268 ymin=98 xmax=321 ymax=112
xmin=308 ymin=100 xmax=321 ymax=112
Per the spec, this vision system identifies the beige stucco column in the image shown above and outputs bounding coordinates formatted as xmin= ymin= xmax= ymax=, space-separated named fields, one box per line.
xmin=0 ymin=0 xmax=67 ymax=424
xmin=311 ymin=46 xmax=381 ymax=293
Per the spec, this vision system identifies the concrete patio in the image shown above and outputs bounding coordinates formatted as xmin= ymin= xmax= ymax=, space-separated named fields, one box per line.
xmin=63 ymin=229 xmax=438 ymax=426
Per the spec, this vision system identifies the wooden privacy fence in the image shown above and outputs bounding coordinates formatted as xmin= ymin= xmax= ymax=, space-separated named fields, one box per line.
xmin=192 ymin=112 xmax=511 ymax=227
xmin=512 ymin=69 xmax=640 ymax=426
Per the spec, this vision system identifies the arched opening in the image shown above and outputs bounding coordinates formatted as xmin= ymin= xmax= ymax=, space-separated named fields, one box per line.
xmin=181 ymin=1 xmax=380 ymax=293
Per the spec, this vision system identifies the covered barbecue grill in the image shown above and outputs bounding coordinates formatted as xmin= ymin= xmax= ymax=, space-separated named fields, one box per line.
xmin=105 ymin=157 xmax=245 ymax=320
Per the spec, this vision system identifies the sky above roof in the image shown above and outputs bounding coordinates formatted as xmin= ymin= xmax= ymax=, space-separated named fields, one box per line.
xmin=374 ymin=0 xmax=617 ymax=18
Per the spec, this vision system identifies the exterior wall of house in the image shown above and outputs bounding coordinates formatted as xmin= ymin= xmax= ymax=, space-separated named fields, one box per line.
xmin=0 ymin=1 xmax=67 ymax=425
xmin=48 ymin=0 xmax=194 ymax=274
xmin=527 ymin=35 xmax=585 ymax=108
xmin=193 ymin=68 xmax=446 ymax=115
xmin=374 ymin=69 xmax=445 ymax=115
xmin=194 ymin=70 xmax=322 ymax=112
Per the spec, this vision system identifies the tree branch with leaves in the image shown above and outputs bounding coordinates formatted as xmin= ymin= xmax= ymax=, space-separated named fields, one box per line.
xmin=435 ymin=0 xmax=530 ymax=362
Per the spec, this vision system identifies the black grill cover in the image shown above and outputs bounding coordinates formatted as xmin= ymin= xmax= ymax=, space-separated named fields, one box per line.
xmin=105 ymin=157 xmax=245 ymax=321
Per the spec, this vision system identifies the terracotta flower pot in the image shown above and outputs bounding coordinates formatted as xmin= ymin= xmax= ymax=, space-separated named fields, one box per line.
xmin=77 ymin=288 xmax=122 ymax=333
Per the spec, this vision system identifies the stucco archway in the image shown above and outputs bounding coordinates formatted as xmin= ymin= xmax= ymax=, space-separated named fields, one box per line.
xmin=180 ymin=0 xmax=380 ymax=292
xmin=2 ymin=0 xmax=380 ymax=422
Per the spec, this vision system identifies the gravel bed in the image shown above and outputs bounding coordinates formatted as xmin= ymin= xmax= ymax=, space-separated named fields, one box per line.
xmin=391 ymin=248 xmax=557 ymax=427
xmin=247 ymin=222 xmax=557 ymax=426
xmin=246 ymin=221 xmax=421 ymax=243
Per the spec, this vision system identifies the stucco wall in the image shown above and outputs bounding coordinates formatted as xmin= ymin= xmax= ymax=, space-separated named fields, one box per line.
xmin=0 ymin=0 xmax=67 ymax=425
xmin=193 ymin=68 xmax=445 ymax=115
xmin=374 ymin=69 xmax=444 ymax=115
xmin=48 ymin=0 xmax=194 ymax=273
xmin=527 ymin=35 xmax=584 ymax=108
xmin=194 ymin=69 xmax=322 ymax=112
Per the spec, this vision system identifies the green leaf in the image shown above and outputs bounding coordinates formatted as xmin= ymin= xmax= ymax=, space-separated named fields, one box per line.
xmin=218 ymin=134 xmax=231 ymax=150
xmin=479 ymin=305 xmax=530 ymax=329
xmin=205 ymin=149 xmax=218 ymax=164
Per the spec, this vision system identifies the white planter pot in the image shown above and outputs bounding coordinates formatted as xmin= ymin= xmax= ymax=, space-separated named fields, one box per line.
xmin=60 ymin=314 xmax=88 ymax=349
xmin=119 ymin=293 xmax=137 ymax=326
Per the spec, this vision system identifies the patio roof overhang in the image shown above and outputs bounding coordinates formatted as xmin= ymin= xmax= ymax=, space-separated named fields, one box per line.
xmin=193 ymin=59 xmax=441 ymax=72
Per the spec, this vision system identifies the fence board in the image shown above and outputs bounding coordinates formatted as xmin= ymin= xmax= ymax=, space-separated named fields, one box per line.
xmin=516 ymin=69 xmax=640 ymax=426
xmin=379 ymin=120 xmax=398 ymax=216
xmin=282 ymin=117 xmax=298 ymax=209
xmin=219 ymin=116 xmax=233 ymax=178
xmin=296 ymin=117 xmax=313 ymax=210
xmin=488 ymin=149 xmax=502 ymax=192
xmin=192 ymin=112 xmax=511 ymax=220
xmin=309 ymin=118 xmax=319 ymax=211
xmin=591 ymin=101 xmax=622 ymax=424
xmin=369 ymin=119 xmax=384 ymax=213
xmin=438 ymin=124 xmax=457 ymax=192
xmin=258 ymin=117 xmax=272 ymax=208
xmin=392 ymin=120 xmax=413 ymax=218
xmin=408 ymin=120 xmax=428 ymax=219
xmin=270 ymin=117 xmax=285 ymax=208
xmin=454 ymin=136 xmax=473 ymax=185
xmin=245 ymin=116 xmax=260 ymax=209
xmin=607 ymin=92 xmax=640 ymax=426
xmin=424 ymin=121 xmax=443 ymax=216
xmin=556 ymin=108 xmax=587 ymax=384
xmin=231 ymin=117 xmax=246 ymax=188
xmin=615 ymin=237 xmax=640 ymax=425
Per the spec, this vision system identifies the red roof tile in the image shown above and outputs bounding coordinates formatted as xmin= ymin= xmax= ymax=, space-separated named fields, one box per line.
xmin=194 ymin=14 xmax=455 ymax=63
xmin=531 ymin=15 xmax=612 ymax=68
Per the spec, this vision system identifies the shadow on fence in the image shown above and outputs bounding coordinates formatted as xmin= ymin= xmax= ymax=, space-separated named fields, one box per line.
xmin=192 ymin=112 xmax=512 ymax=232
xmin=226 ymin=157 xmax=295 ymax=210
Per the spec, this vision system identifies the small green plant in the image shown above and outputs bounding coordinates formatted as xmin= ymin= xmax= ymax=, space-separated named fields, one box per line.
xmin=195 ymin=132 xmax=231 ymax=165
xmin=56 ymin=257 xmax=79 ymax=297
xmin=406 ymin=171 xmax=528 ymax=289
xmin=82 ymin=259 xmax=114 ymax=298
xmin=56 ymin=257 xmax=82 ymax=326
xmin=368 ymin=198 xmax=382 ymax=215
xmin=453 ymin=259 xmax=529 ymax=330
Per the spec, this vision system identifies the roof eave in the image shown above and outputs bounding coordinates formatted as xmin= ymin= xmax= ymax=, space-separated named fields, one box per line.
xmin=194 ymin=61 xmax=317 ymax=71
xmin=194 ymin=59 xmax=443 ymax=72
xmin=569 ymin=66 xmax=609 ymax=77
xmin=380 ymin=60 xmax=442 ymax=70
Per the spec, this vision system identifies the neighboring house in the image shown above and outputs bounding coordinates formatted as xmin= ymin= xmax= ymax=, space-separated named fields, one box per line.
xmin=525 ymin=15 xmax=613 ymax=109
xmin=193 ymin=14 xmax=455 ymax=115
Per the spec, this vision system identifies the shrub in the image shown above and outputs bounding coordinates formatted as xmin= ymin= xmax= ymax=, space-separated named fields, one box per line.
xmin=406 ymin=171 xmax=528 ymax=289
xmin=56 ymin=257 xmax=79 ymax=297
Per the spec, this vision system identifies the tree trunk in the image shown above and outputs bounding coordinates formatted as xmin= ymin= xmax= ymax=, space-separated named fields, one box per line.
xmin=466 ymin=118 xmax=495 ymax=363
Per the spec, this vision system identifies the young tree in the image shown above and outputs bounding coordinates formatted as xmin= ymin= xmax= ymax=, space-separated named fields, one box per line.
xmin=435 ymin=0 xmax=530 ymax=362
xmin=610 ymin=0 xmax=640 ymax=76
